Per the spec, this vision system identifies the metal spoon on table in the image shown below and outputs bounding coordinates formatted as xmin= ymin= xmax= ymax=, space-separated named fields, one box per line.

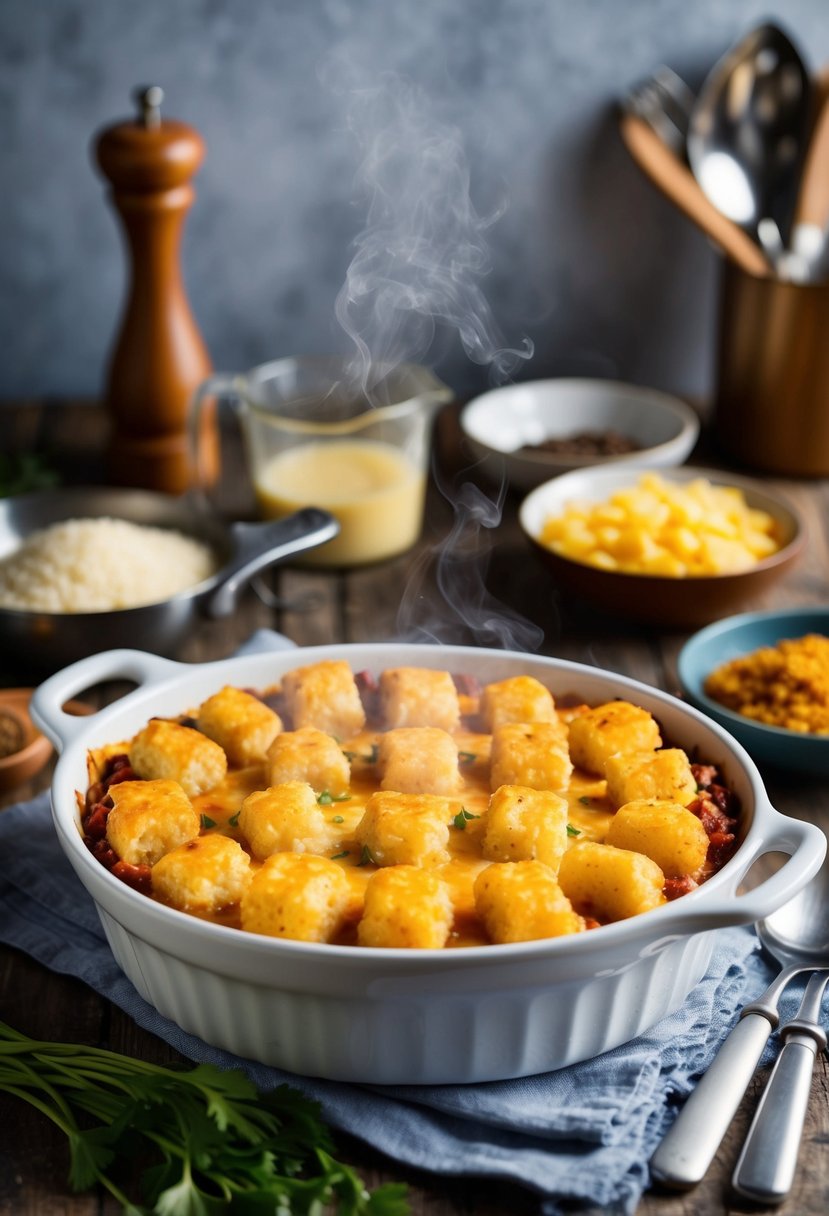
xmin=687 ymin=22 xmax=813 ymax=273
xmin=650 ymin=835 xmax=829 ymax=1191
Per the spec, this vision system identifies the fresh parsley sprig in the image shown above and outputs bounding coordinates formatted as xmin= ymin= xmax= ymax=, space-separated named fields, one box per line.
xmin=0 ymin=1020 xmax=409 ymax=1215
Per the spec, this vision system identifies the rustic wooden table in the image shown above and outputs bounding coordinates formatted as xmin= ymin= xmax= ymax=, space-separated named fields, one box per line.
xmin=1 ymin=401 xmax=827 ymax=1215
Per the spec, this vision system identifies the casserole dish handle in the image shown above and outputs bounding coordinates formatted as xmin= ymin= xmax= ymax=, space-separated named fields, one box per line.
xmin=31 ymin=649 xmax=184 ymax=752
xmin=649 ymin=812 xmax=826 ymax=935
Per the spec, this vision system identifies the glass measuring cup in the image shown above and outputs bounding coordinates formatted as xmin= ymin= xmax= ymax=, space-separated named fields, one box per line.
xmin=191 ymin=356 xmax=453 ymax=567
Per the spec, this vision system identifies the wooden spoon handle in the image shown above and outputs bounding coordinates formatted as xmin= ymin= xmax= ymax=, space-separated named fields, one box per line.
xmin=619 ymin=112 xmax=772 ymax=278
xmin=793 ymin=69 xmax=829 ymax=229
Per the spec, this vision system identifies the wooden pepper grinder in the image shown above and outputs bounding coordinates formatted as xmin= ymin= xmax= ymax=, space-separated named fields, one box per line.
xmin=94 ymin=86 xmax=219 ymax=493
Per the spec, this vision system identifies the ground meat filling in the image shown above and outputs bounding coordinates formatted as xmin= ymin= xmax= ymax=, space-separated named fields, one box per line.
xmin=688 ymin=762 xmax=739 ymax=871
xmin=82 ymin=754 xmax=152 ymax=893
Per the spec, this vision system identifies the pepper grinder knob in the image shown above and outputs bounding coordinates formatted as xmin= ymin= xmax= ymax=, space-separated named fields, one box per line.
xmin=94 ymin=87 xmax=219 ymax=493
xmin=136 ymin=84 xmax=164 ymax=129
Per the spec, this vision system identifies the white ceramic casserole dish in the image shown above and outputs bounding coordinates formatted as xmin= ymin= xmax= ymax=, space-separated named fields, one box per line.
xmin=32 ymin=644 xmax=825 ymax=1085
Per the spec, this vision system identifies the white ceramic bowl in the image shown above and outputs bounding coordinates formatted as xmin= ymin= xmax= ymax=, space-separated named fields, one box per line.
xmin=32 ymin=644 xmax=824 ymax=1085
xmin=460 ymin=379 xmax=700 ymax=490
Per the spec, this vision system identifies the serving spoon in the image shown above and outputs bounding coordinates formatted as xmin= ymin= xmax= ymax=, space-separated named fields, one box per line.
xmin=687 ymin=22 xmax=812 ymax=269
xmin=650 ymin=833 xmax=829 ymax=1191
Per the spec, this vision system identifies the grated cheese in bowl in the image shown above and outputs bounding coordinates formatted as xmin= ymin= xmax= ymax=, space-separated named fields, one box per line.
xmin=0 ymin=517 xmax=217 ymax=613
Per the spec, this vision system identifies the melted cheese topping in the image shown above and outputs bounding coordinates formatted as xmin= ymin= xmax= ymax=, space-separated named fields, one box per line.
xmin=182 ymin=719 xmax=614 ymax=947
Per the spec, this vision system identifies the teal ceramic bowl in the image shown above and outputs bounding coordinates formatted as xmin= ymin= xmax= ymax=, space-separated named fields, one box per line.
xmin=678 ymin=608 xmax=829 ymax=775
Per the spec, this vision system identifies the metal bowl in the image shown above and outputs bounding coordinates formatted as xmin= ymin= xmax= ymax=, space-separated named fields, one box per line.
xmin=0 ymin=488 xmax=337 ymax=675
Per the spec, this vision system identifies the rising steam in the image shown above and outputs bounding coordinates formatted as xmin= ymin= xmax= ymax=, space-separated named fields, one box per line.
xmin=325 ymin=65 xmax=541 ymax=651
xmin=333 ymin=72 xmax=533 ymax=397
xmin=396 ymin=477 xmax=545 ymax=653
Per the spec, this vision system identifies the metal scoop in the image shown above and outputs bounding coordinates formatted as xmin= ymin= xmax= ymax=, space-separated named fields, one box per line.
xmin=650 ymin=825 xmax=829 ymax=1191
xmin=687 ymin=22 xmax=812 ymax=267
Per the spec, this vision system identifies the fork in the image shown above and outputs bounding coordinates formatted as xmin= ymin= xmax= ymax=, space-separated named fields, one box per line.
xmin=622 ymin=65 xmax=694 ymax=155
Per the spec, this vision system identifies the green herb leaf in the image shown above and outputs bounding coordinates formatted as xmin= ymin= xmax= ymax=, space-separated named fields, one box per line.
xmin=458 ymin=751 xmax=477 ymax=764
xmin=566 ymin=824 xmax=581 ymax=837
xmin=578 ymin=796 xmax=592 ymax=806
xmin=228 ymin=810 xmax=241 ymax=827
xmin=452 ymin=807 xmax=481 ymax=830
xmin=330 ymin=850 xmax=350 ymax=860
xmin=317 ymin=790 xmax=351 ymax=806
xmin=0 ymin=452 xmax=61 ymax=499
xmin=0 ymin=1020 xmax=409 ymax=1215
xmin=332 ymin=814 xmax=345 ymax=824
xmin=358 ymin=844 xmax=375 ymax=866
xmin=199 ymin=814 xmax=217 ymax=829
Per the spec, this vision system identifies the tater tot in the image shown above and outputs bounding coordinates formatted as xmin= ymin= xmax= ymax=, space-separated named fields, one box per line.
xmin=604 ymin=748 xmax=697 ymax=810
xmin=129 ymin=719 xmax=227 ymax=797
xmin=489 ymin=722 xmax=572 ymax=791
xmin=196 ymin=685 xmax=282 ymax=766
xmin=567 ymin=701 xmax=661 ymax=776
xmin=106 ymin=779 xmax=200 ymax=867
xmin=378 ymin=726 xmax=461 ymax=795
xmin=355 ymin=791 xmax=452 ymax=868
xmin=605 ymin=799 xmax=709 ymax=878
xmin=478 ymin=675 xmax=557 ymax=731
xmin=474 ymin=861 xmax=583 ymax=943
xmin=482 ymin=784 xmax=569 ymax=869
xmin=240 ymin=853 xmax=350 ymax=942
xmin=280 ymin=660 xmax=365 ymax=739
xmin=357 ymin=865 xmax=453 ymax=948
xmin=151 ymin=833 xmax=251 ymax=912
xmin=266 ymin=727 xmax=350 ymax=795
xmin=239 ymin=781 xmax=333 ymax=860
xmin=558 ymin=841 xmax=665 ymax=921
xmin=378 ymin=667 xmax=461 ymax=732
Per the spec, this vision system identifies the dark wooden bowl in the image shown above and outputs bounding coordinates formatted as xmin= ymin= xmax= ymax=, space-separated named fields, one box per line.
xmin=519 ymin=466 xmax=805 ymax=630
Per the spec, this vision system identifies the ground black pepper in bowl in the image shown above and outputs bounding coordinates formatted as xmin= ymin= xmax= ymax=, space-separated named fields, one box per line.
xmin=520 ymin=430 xmax=643 ymax=458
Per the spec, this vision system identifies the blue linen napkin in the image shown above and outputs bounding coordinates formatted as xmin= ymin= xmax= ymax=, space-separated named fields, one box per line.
xmin=0 ymin=631 xmax=810 ymax=1215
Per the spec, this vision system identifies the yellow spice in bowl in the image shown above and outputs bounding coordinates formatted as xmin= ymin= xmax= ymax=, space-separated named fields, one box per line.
xmin=704 ymin=634 xmax=829 ymax=734
xmin=538 ymin=473 xmax=782 ymax=576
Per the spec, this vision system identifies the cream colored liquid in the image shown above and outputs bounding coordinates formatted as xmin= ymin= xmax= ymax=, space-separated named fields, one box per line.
xmin=254 ymin=440 xmax=427 ymax=566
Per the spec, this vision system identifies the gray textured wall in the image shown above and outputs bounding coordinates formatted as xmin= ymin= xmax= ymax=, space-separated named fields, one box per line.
xmin=2 ymin=0 xmax=828 ymax=405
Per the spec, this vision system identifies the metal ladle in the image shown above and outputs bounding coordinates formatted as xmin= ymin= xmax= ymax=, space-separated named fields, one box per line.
xmin=650 ymin=826 xmax=829 ymax=1193
xmin=687 ymin=22 xmax=812 ymax=272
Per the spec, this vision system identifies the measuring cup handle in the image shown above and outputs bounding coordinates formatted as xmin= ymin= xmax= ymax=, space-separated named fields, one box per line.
xmin=189 ymin=373 xmax=243 ymax=492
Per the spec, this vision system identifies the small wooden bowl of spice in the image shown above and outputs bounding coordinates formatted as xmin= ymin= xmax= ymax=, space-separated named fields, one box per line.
xmin=0 ymin=689 xmax=53 ymax=793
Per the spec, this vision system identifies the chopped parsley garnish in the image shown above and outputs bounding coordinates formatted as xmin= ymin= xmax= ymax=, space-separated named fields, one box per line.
xmin=343 ymin=743 xmax=379 ymax=763
xmin=330 ymin=850 xmax=350 ymax=860
xmin=199 ymin=814 xmax=217 ymax=829
xmin=317 ymin=790 xmax=351 ymax=806
xmin=358 ymin=844 xmax=376 ymax=866
xmin=332 ymin=814 xmax=345 ymax=824
xmin=452 ymin=807 xmax=481 ymax=830
xmin=578 ymin=796 xmax=592 ymax=806
xmin=228 ymin=809 xmax=241 ymax=827
xmin=458 ymin=750 xmax=477 ymax=764
xmin=567 ymin=824 xmax=582 ymax=837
